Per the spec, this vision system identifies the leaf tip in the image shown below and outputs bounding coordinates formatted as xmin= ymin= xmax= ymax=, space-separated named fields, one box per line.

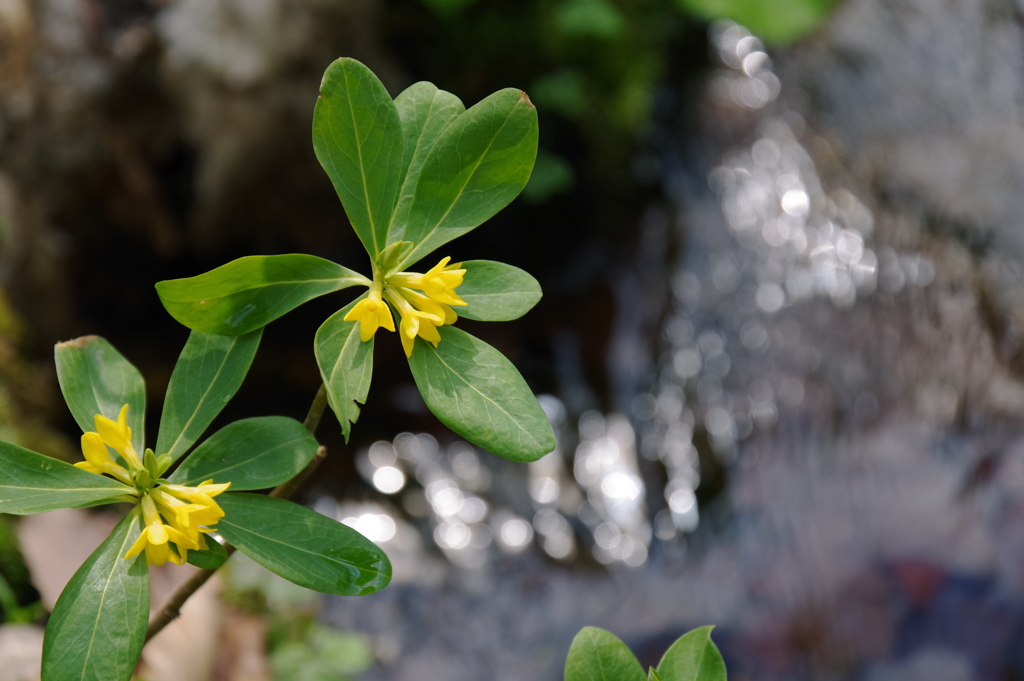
xmin=518 ymin=90 xmax=534 ymax=109
xmin=56 ymin=335 xmax=99 ymax=350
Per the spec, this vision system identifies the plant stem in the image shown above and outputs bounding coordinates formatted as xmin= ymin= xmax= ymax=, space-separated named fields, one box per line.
xmin=145 ymin=383 xmax=330 ymax=643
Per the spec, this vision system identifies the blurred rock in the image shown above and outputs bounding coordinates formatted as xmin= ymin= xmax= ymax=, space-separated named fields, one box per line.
xmin=0 ymin=625 xmax=43 ymax=681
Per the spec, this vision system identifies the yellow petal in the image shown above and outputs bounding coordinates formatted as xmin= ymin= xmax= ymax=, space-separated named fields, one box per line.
xmin=418 ymin=321 xmax=441 ymax=345
xmin=344 ymin=296 xmax=394 ymax=342
xmin=124 ymin=528 xmax=150 ymax=560
xmin=401 ymin=330 xmax=415 ymax=358
xmin=148 ymin=521 xmax=168 ymax=545
xmin=74 ymin=461 xmax=104 ymax=475
xmin=81 ymin=432 xmax=112 ymax=467
xmin=146 ymin=541 xmax=171 ymax=566
xmin=197 ymin=480 xmax=231 ymax=496
xmin=95 ymin=410 xmax=131 ymax=452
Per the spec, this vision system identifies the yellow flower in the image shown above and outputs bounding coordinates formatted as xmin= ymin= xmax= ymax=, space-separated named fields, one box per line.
xmin=160 ymin=480 xmax=230 ymax=518
xmin=384 ymin=289 xmax=443 ymax=357
xmin=343 ymin=282 xmax=395 ymax=342
xmin=389 ymin=257 xmax=467 ymax=307
xmin=92 ymin=404 xmax=143 ymax=470
xmin=344 ymin=255 xmax=466 ymax=352
xmin=74 ymin=432 xmax=133 ymax=486
xmin=400 ymin=288 xmax=458 ymax=326
xmin=151 ymin=488 xmax=218 ymax=547
xmin=125 ymin=496 xmax=192 ymax=566
xmin=74 ymin=405 xmax=231 ymax=566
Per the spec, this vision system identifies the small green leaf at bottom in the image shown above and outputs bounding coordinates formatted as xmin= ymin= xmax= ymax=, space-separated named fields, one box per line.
xmin=408 ymin=326 xmax=555 ymax=462
xmin=650 ymin=668 xmax=664 ymax=681
xmin=41 ymin=510 xmax=149 ymax=681
xmin=564 ymin=627 xmax=646 ymax=681
xmin=656 ymin=626 xmax=727 ymax=681
xmin=215 ymin=493 xmax=391 ymax=596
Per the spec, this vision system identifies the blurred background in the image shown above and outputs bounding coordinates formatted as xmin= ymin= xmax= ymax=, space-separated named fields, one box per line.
xmin=3 ymin=0 xmax=1024 ymax=679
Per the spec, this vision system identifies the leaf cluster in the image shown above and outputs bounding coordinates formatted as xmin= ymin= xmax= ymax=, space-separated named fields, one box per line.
xmin=565 ymin=626 xmax=727 ymax=681
xmin=155 ymin=57 xmax=556 ymax=463
xmin=2 ymin=333 xmax=390 ymax=681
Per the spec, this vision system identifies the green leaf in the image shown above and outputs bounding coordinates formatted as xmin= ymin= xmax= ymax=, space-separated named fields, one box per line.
xmin=155 ymin=254 xmax=366 ymax=335
xmin=313 ymin=57 xmax=405 ymax=258
xmin=394 ymin=88 xmax=539 ymax=269
xmin=650 ymin=668 xmax=664 ymax=681
xmin=215 ymin=493 xmax=391 ymax=596
xmin=388 ymin=82 xmax=465 ymax=248
xmin=407 ymin=327 xmax=555 ymax=462
xmin=157 ymin=329 xmax=262 ymax=462
xmin=675 ymin=0 xmax=835 ymax=46
xmin=186 ymin=538 xmax=229 ymax=570
xmin=0 ymin=441 xmax=133 ymax=514
xmin=55 ymin=336 xmax=146 ymax=453
xmin=657 ymin=626 xmax=727 ymax=681
xmin=565 ymin=627 xmax=647 ymax=681
xmin=41 ymin=509 xmax=149 ymax=681
xmin=315 ymin=298 xmax=374 ymax=442
xmin=456 ymin=260 xmax=542 ymax=321
xmin=168 ymin=416 xmax=318 ymax=490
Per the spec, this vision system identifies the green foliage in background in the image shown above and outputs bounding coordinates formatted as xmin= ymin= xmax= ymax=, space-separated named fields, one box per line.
xmin=407 ymin=0 xmax=836 ymax=207
xmin=676 ymin=0 xmax=835 ymax=45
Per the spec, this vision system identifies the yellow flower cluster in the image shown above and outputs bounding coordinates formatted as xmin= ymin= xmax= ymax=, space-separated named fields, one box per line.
xmin=344 ymin=257 xmax=467 ymax=357
xmin=75 ymin=405 xmax=230 ymax=566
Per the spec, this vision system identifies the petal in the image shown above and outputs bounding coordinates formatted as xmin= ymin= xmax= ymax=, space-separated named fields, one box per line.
xmin=124 ymin=528 xmax=150 ymax=560
xmin=74 ymin=461 xmax=104 ymax=475
xmin=95 ymin=412 xmax=131 ymax=452
xmin=197 ymin=481 xmax=231 ymax=496
xmin=146 ymin=541 xmax=170 ymax=566
xmin=81 ymin=432 xmax=112 ymax=467
xmin=418 ymin=321 xmax=441 ymax=344
xmin=376 ymin=304 xmax=395 ymax=332
xmin=401 ymin=331 xmax=415 ymax=358
xmin=167 ymin=547 xmax=185 ymax=565
xmin=442 ymin=305 xmax=458 ymax=325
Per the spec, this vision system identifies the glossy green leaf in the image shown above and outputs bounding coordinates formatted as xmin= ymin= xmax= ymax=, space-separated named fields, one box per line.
xmin=41 ymin=510 xmax=148 ymax=681
xmin=456 ymin=260 xmax=542 ymax=321
xmin=394 ymin=88 xmax=539 ymax=269
xmin=315 ymin=298 xmax=374 ymax=442
xmin=0 ymin=441 xmax=133 ymax=514
xmin=408 ymin=327 xmax=555 ymax=462
xmin=168 ymin=416 xmax=318 ymax=490
xmin=313 ymin=57 xmax=405 ymax=257
xmin=215 ymin=493 xmax=391 ymax=596
xmin=650 ymin=669 xmax=664 ymax=681
xmin=388 ymin=82 xmax=465 ymax=247
xmin=155 ymin=254 xmax=366 ymax=335
xmin=675 ymin=0 xmax=835 ymax=46
xmin=157 ymin=328 xmax=262 ymax=462
xmin=55 ymin=335 xmax=146 ymax=453
xmin=657 ymin=626 xmax=727 ymax=681
xmin=565 ymin=627 xmax=647 ymax=681
xmin=186 ymin=537 xmax=229 ymax=570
